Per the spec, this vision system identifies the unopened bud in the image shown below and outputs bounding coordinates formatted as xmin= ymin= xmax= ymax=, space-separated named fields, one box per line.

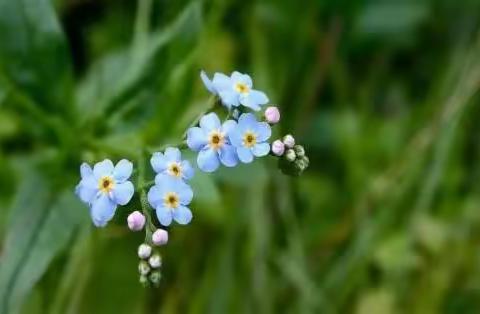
xmin=152 ymin=229 xmax=169 ymax=246
xmin=139 ymin=275 xmax=148 ymax=287
xmin=149 ymin=254 xmax=162 ymax=268
xmin=138 ymin=244 xmax=152 ymax=259
xmin=285 ymin=149 xmax=296 ymax=162
xmin=138 ymin=260 xmax=150 ymax=276
xmin=271 ymin=140 xmax=285 ymax=156
xmin=264 ymin=106 xmax=280 ymax=124
xmin=283 ymin=134 xmax=295 ymax=148
xmin=127 ymin=211 xmax=145 ymax=231
xmin=294 ymin=157 xmax=308 ymax=172
xmin=149 ymin=271 xmax=162 ymax=287
xmin=293 ymin=145 xmax=305 ymax=158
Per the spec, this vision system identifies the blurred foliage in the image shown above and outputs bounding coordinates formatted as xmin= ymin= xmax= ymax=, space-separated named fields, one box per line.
xmin=2 ymin=0 xmax=480 ymax=313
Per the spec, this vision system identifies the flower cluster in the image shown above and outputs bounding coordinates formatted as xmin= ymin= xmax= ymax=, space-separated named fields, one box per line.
xmin=74 ymin=69 xmax=309 ymax=288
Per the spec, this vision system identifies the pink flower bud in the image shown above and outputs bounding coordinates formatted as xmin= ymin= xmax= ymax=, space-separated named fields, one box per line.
xmin=271 ymin=140 xmax=285 ymax=156
xmin=152 ymin=229 xmax=169 ymax=246
xmin=283 ymin=134 xmax=295 ymax=148
xmin=127 ymin=211 xmax=145 ymax=231
xmin=264 ymin=106 xmax=280 ymax=124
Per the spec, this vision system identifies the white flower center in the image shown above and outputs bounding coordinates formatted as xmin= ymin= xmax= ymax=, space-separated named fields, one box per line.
xmin=167 ymin=162 xmax=182 ymax=177
xmin=164 ymin=192 xmax=179 ymax=209
xmin=208 ymin=130 xmax=225 ymax=150
xmin=243 ymin=131 xmax=257 ymax=148
xmin=98 ymin=176 xmax=115 ymax=193
xmin=235 ymin=83 xmax=250 ymax=94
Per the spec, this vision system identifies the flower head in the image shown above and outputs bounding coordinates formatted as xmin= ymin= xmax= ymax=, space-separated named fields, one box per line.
xmin=75 ymin=159 xmax=134 ymax=227
xmin=147 ymin=176 xmax=193 ymax=226
xmin=127 ymin=211 xmax=146 ymax=231
xmin=229 ymin=113 xmax=271 ymax=163
xmin=187 ymin=112 xmax=238 ymax=172
xmin=151 ymin=147 xmax=194 ymax=181
xmin=201 ymin=71 xmax=269 ymax=111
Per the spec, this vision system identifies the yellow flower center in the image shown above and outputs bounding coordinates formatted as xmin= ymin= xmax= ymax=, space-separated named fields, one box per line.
xmin=243 ymin=131 xmax=257 ymax=148
xmin=164 ymin=192 xmax=179 ymax=209
xmin=208 ymin=130 xmax=225 ymax=150
xmin=98 ymin=176 xmax=115 ymax=193
xmin=235 ymin=83 xmax=250 ymax=94
xmin=167 ymin=162 xmax=182 ymax=177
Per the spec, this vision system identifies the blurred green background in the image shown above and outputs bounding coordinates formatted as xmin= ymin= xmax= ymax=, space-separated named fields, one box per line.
xmin=2 ymin=0 xmax=480 ymax=313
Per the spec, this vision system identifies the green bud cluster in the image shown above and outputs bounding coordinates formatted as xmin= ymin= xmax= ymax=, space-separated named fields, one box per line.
xmin=279 ymin=144 xmax=309 ymax=176
xmin=137 ymin=243 xmax=162 ymax=288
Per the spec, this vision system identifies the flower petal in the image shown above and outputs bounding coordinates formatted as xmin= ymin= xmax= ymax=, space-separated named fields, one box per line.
xmin=240 ymin=90 xmax=268 ymax=111
xmin=218 ymin=89 xmax=239 ymax=109
xmin=228 ymin=127 xmax=243 ymax=147
xmin=90 ymin=194 xmax=117 ymax=227
xmin=147 ymin=185 xmax=164 ymax=208
xmin=113 ymin=159 xmax=133 ymax=182
xmin=150 ymin=152 xmax=167 ymax=173
xmin=197 ymin=148 xmax=220 ymax=172
xmin=155 ymin=206 xmax=173 ymax=226
xmin=80 ymin=163 xmax=92 ymax=179
xmin=112 ymin=181 xmax=134 ymax=205
xmin=212 ymin=72 xmax=232 ymax=92
xmin=238 ymin=113 xmax=258 ymax=130
xmin=173 ymin=206 xmax=193 ymax=225
xmin=231 ymin=71 xmax=252 ymax=88
xmin=176 ymin=180 xmax=193 ymax=204
xmin=199 ymin=112 xmax=221 ymax=132
xmin=75 ymin=182 xmax=97 ymax=205
xmin=181 ymin=160 xmax=194 ymax=180
xmin=200 ymin=70 xmax=216 ymax=94
xmin=252 ymin=143 xmax=270 ymax=157
xmin=93 ymin=159 xmax=114 ymax=179
xmin=237 ymin=147 xmax=254 ymax=163
xmin=164 ymin=147 xmax=181 ymax=162
xmin=255 ymin=122 xmax=272 ymax=142
xmin=187 ymin=127 xmax=207 ymax=152
xmin=219 ymin=145 xmax=238 ymax=167
xmin=222 ymin=119 xmax=237 ymax=138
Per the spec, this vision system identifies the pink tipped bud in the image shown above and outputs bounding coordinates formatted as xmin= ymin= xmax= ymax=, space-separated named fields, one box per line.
xmin=264 ymin=106 xmax=280 ymax=124
xmin=283 ymin=134 xmax=295 ymax=148
xmin=127 ymin=211 xmax=145 ymax=231
xmin=152 ymin=229 xmax=169 ymax=246
xmin=271 ymin=140 xmax=285 ymax=156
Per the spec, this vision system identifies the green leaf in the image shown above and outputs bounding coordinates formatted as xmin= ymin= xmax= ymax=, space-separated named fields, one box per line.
xmin=0 ymin=170 xmax=87 ymax=314
xmin=0 ymin=0 xmax=73 ymax=111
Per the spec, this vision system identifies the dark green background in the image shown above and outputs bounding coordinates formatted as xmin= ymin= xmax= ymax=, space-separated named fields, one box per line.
xmin=1 ymin=0 xmax=480 ymax=313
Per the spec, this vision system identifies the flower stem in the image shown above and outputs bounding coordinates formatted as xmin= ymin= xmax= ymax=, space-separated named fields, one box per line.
xmin=137 ymin=151 xmax=156 ymax=244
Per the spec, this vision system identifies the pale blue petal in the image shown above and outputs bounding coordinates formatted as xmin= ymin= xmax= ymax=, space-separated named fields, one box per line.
xmin=93 ymin=159 xmax=114 ymax=179
xmin=150 ymin=152 xmax=167 ymax=173
xmin=80 ymin=163 xmax=92 ymax=179
xmin=255 ymin=122 xmax=272 ymax=142
xmin=181 ymin=160 xmax=194 ymax=180
xmin=175 ymin=181 xmax=193 ymax=204
xmin=113 ymin=159 xmax=133 ymax=182
xmin=237 ymin=147 xmax=254 ymax=163
xmin=212 ymin=72 xmax=232 ymax=92
xmin=240 ymin=90 xmax=268 ymax=111
xmin=229 ymin=127 xmax=243 ymax=147
xmin=76 ymin=182 xmax=96 ymax=205
xmin=222 ymin=120 xmax=237 ymax=138
xmin=199 ymin=112 xmax=221 ymax=131
xmin=238 ymin=113 xmax=258 ymax=130
xmin=187 ymin=127 xmax=207 ymax=151
xmin=155 ymin=206 xmax=173 ymax=226
xmin=90 ymin=194 xmax=117 ymax=227
xmin=231 ymin=71 xmax=252 ymax=88
xmin=164 ymin=147 xmax=181 ymax=162
xmin=252 ymin=143 xmax=270 ymax=157
xmin=147 ymin=185 xmax=164 ymax=208
xmin=173 ymin=206 xmax=192 ymax=225
xmin=200 ymin=70 xmax=216 ymax=94
xmin=219 ymin=145 xmax=238 ymax=167
xmin=197 ymin=148 xmax=220 ymax=172
xmin=219 ymin=90 xmax=240 ymax=108
xmin=112 ymin=181 xmax=134 ymax=205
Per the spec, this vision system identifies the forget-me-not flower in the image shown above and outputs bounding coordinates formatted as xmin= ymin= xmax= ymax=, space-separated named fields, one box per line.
xmin=200 ymin=71 xmax=269 ymax=111
xmin=229 ymin=113 xmax=272 ymax=163
xmin=186 ymin=112 xmax=238 ymax=172
xmin=150 ymin=147 xmax=194 ymax=181
xmin=147 ymin=176 xmax=193 ymax=226
xmin=75 ymin=159 xmax=134 ymax=227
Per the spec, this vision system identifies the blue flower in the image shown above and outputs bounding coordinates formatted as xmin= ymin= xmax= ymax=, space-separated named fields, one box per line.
xmin=147 ymin=176 xmax=193 ymax=226
xmin=186 ymin=112 xmax=239 ymax=172
xmin=229 ymin=113 xmax=271 ymax=163
xmin=200 ymin=71 xmax=269 ymax=111
xmin=75 ymin=159 xmax=134 ymax=227
xmin=151 ymin=147 xmax=194 ymax=182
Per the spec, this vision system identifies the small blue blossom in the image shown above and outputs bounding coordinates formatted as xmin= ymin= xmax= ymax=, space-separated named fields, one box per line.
xmin=75 ymin=159 xmax=134 ymax=227
xmin=229 ymin=113 xmax=272 ymax=163
xmin=151 ymin=147 xmax=194 ymax=182
xmin=147 ymin=176 xmax=194 ymax=226
xmin=200 ymin=71 xmax=269 ymax=111
xmin=186 ymin=112 xmax=238 ymax=172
